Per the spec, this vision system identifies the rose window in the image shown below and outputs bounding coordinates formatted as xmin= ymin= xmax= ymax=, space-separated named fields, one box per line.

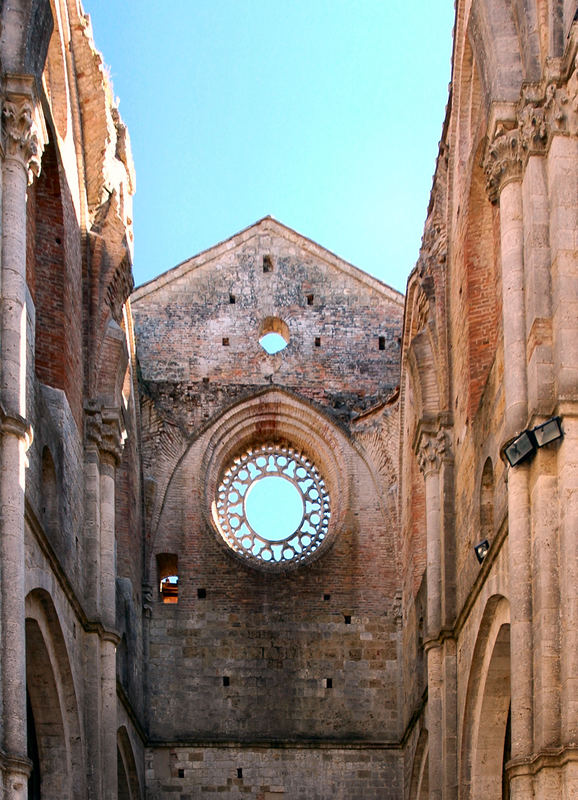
xmin=214 ymin=444 xmax=331 ymax=568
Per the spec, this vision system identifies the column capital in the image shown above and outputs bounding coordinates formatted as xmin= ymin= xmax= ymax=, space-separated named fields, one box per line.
xmin=416 ymin=428 xmax=451 ymax=477
xmin=85 ymin=402 xmax=126 ymax=466
xmin=2 ymin=77 xmax=47 ymax=181
xmin=484 ymin=55 xmax=578 ymax=203
xmin=484 ymin=124 xmax=526 ymax=203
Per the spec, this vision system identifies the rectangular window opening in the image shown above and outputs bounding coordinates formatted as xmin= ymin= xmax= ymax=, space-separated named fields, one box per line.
xmin=202 ymin=376 xmax=210 ymax=384
xmin=344 ymin=615 xmax=351 ymax=625
xmin=223 ymin=676 xmax=230 ymax=687
xmin=222 ymin=337 xmax=230 ymax=346
xmin=197 ymin=587 xmax=207 ymax=599
xmin=229 ymin=294 xmax=236 ymax=304
xmin=325 ymin=677 xmax=333 ymax=689
xmin=378 ymin=336 xmax=386 ymax=350
xmin=315 ymin=337 xmax=321 ymax=347
xmin=323 ymin=593 xmax=331 ymax=601
xmin=157 ymin=553 xmax=179 ymax=604
xmin=178 ymin=768 xmax=185 ymax=778
xmin=306 ymin=293 xmax=314 ymax=306
xmin=263 ymin=254 xmax=273 ymax=273
xmin=237 ymin=768 xmax=243 ymax=779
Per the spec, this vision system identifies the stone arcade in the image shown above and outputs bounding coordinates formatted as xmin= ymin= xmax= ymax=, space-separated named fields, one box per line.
xmin=0 ymin=1 xmax=576 ymax=798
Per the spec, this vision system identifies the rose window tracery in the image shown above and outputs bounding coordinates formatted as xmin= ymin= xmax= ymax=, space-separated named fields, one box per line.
xmin=214 ymin=444 xmax=331 ymax=568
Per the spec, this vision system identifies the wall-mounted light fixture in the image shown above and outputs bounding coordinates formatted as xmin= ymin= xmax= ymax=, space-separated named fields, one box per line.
xmin=502 ymin=416 xmax=563 ymax=467
xmin=474 ymin=539 xmax=490 ymax=563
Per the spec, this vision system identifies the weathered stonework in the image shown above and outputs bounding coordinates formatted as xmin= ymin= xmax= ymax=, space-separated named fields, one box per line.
xmin=0 ymin=1 xmax=576 ymax=799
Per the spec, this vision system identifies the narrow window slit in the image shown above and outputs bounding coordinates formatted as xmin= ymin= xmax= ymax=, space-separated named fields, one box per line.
xmin=223 ymin=676 xmax=230 ymax=687
xmin=237 ymin=768 xmax=243 ymax=779
xmin=315 ymin=337 xmax=321 ymax=347
xmin=379 ymin=336 xmax=386 ymax=350
xmin=325 ymin=677 xmax=333 ymax=689
xmin=229 ymin=294 xmax=236 ymax=304
xmin=307 ymin=293 xmax=314 ymax=306
xmin=263 ymin=255 xmax=273 ymax=273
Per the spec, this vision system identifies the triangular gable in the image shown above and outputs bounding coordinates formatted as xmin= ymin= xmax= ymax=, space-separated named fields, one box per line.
xmin=131 ymin=216 xmax=404 ymax=306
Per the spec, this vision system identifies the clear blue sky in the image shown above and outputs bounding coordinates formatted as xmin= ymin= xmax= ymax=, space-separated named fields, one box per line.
xmin=85 ymin=2 xmax=454 ymax=294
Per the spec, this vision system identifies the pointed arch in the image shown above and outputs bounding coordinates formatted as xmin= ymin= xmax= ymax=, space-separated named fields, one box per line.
xmin=117 ymin=726 xmax=141 ymax=800
xmin=461 ymin=594 xmax=511 ymax=800
xmin=25 ymin=588 xmax=83 ymax=800
xmin=409 ymin=728 xmax=429 ymax=800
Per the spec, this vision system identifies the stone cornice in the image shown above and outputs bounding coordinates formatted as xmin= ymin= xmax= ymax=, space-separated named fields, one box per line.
xmin=1 ymin=74 xmax=48 ymax=182
xmin=484 ymin=54 xmax=578 ymax=202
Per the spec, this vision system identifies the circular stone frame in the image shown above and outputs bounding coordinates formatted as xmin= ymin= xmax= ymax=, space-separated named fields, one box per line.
xmin=216 ymin=444 xmax=331 ymax=567
xmin=201 ymin=390 xmax=349 ymax=573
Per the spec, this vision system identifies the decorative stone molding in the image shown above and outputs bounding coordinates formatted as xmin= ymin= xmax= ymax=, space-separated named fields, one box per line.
xmin=1 ymin=92 xmax=46 ymax=181
xmin=85 ymin=403 xmax=126 ymax=465
xmin=0 ymin=752 xmax=33 ymax=789
xmin=545 ymin=54 xmax=578 ymax=137
xmin=417 ymin=219 xmax=447 ymax=282
xmin=417 ymin=429 xmax=451 ymax=477
xmin=485 ymin=55 xmax=578 ymax=202
xmin=0 ymin=404 xmax=33 ymax=450
xmin=84 ymin=620 xmax=121 ymax=646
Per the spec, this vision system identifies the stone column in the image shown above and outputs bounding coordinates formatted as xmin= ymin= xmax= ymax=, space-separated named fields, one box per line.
xmin=485 ymin=125 xmax=533 ymax=800
xmin=546 ymin=64 xmax=578 ymax=798
xmin=418 ymin=428 xmax=455 ymax=800
xmin=84 ymin=405 xmax=124 ymax=800
xmin=0 ymin=79 xmax=45 ymax=799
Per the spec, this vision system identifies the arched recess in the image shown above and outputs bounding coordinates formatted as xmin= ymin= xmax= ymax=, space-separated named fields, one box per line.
xmin=95 ymin=318 xmax=129 ymax=408
xmin=409 ymin=729 xmax=429 ymax=800
xmin=463 ymin=139 xmax=500 ymax=417
xmin=117 ymin=726 xmax=141 ymax=800
xmin=466 ymin=0 xmax=533 ymax=104
xmin=0 ymin=0 xmax=53 ymax=78
xmin=43 ymin=0 xmax=69 ymax=139
xmin=25 ymin=588 xmax=83 ymax=800
xmin=40 ymin=446 xmax=59 ymax=541
xmin=461 ymin=594 xmax=511 ymax=800
xmin=148 ymin=387 xmax=352 ymax=576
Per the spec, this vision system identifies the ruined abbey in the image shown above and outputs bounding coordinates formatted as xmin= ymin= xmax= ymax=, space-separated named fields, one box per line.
xmin=0 ymin=1 xmax=576 ymax=798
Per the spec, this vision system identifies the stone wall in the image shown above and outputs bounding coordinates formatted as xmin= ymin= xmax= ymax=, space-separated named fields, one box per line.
xmin=145 ymin=744 xmax=402 ymax=800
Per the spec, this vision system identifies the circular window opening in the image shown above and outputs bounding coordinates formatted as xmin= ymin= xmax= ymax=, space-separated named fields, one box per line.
xmin=259 ymin=332 xmax=288 ymax=354
xmin=259 ymin=317 xmax=289 ymax=354
xmin=214 ymin=444 xmax=330 ymax=568
xmin=245 ymin=475 xmax=304 ymax=540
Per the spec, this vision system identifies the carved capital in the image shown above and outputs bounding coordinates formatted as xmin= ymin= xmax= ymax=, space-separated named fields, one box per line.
xmin=2 ymin=93 xmax=45 ymax=181
xmin=417 ymin=219 xmax=447 ymax=281
xmin=485 ymin=57 xmax=578 ymax=202
xmin=85 ymin=403 xmax=125 ymax=466
xmin=417 ymin=429 xmax=451 ymax=476
xmin=484 ymin=125 xmax=525 ymax=203
xmin=544 ymin=55 xmax=578 ymax=137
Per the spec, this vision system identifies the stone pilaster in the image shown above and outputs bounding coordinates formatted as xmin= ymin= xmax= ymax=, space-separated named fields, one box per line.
xmin=84 ymin=403 xmax=125 ymax=800
xmin=417 ymin=427 xmax=456 ymax=800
